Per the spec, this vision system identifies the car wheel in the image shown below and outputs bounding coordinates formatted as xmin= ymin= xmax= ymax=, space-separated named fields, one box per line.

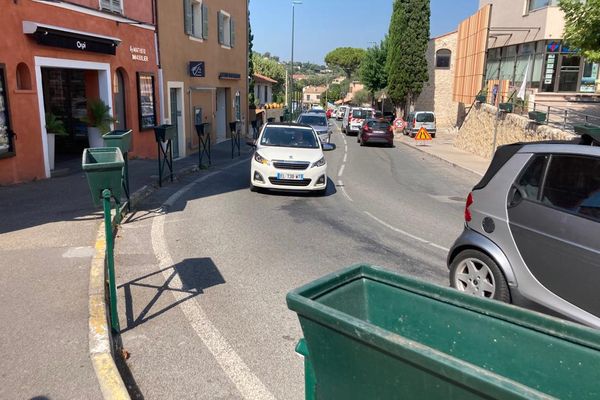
xmin=449 ymin=249 xmax=510 ymax=302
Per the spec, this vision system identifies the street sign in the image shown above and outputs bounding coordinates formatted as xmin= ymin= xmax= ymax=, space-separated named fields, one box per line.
xmin=415 ymin=127 xmax=432 ymax=141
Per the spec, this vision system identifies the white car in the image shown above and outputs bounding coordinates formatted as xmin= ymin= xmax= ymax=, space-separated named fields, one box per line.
xmin=250 ymin=123 xmax=335 ymax=195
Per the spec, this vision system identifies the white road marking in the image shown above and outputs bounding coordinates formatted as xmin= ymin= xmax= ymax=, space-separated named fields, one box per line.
xmin=151 ymin=159 xmax=277 ymax=400
xmin=338 ymin=180 xmax=353 ymax=202
xmin=338 ymin=164 xmax=345 ymax=177
xmin=363 ymin=211 xmax=449 ymax=252
xmin=343 ymin=153 xmax=347 ymax=163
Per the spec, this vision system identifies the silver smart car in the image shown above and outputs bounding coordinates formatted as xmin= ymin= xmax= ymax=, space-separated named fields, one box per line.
xmin=447 ymin=134 xmax=600 ymax=328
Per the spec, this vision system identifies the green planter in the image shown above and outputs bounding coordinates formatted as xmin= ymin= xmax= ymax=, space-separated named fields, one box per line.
xmin=153 ymin=124 xmax=176 ymax=142
xmin=82 ymin=147 xmax=124 ymax=207
xmin=288 ymin=265 xmax=600 ymax=400
xmin=475 ymin=94 xmax=487 ymax=103
xmin=499 ymin=102 xmax=513 ymax=113
xmin=574 ymin=124 xmax=600 ymax=136
xmin=528 ymin=111 xmax=547 ymax=124
xmin=102 ymin=129 xmax=132 ymax=154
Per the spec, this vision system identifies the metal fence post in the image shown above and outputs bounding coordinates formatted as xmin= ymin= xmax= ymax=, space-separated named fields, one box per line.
xmin=103 ymin=189 xmax=120 ymax=333
xmin=563 ymin=109 xmax=568 ymax=131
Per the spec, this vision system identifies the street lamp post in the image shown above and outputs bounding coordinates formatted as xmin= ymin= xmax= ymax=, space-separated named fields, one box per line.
xmin=289 ymin=1 xmax=302 ymax=117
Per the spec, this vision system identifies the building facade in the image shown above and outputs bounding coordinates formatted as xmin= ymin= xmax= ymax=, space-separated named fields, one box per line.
xmin=415 ymin=31 xmax=459 ymax=128
xmin=157 ymin=0 xmax=248 ymax=158
xmin=253 ymin=73 xmax=276 ymax=106
xmin=0 ymin=0 xmax=160 ymax=185
xmin=302 ymin=85 xmax=327 ymax=109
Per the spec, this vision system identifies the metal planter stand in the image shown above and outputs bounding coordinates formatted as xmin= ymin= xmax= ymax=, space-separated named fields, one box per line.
xmin=154 ymin=125 xmax=175 ymax=187
xmin=102 ymin=129 xmax=132 ymax=211
xmin=195 ymin=122 xmax=211 ymax=168
xmin=230 ymin=121 xmax=241 ymax=158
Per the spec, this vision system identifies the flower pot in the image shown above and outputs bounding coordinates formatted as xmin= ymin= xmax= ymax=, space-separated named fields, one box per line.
xmin=87 ymin=127 xmax=104 ymax=148
xmin=47 ymin=133 xmax=56 ymax=170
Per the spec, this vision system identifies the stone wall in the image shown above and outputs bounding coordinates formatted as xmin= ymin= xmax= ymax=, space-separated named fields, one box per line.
xmin=455 ymin=103 xmax=576 ymax=159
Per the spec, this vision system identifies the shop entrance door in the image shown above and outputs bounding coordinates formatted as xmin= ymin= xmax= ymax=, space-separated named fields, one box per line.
xmin=558 ymin=55 xmax=581 ymax=92
xmin=216 ymin=88 xmax=227 ymax=143
xmin=169 ymin=88 xmax=180 ymax=158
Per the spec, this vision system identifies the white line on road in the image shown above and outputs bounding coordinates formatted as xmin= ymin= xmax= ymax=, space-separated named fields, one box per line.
xmin=338 ymin=180 xmax=353 ymax=202
xmin=363 ymin=211 xmax=449 ymax=252
xmin=338 ymin=164 xmax=345 ymax=177
xmin=343 ymin=153 xmax=347 ymax=163
xmin=151 ymin=159 xmax=277 ymax=400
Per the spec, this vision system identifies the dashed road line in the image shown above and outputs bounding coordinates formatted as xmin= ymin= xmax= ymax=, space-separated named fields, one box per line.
xmin=337 ymin=180 xmax=353 ymax=202
xmin=338 ymin=164 xmax=345 ymax=177
xmin=364 ymin=211 xmax=449 ymax=252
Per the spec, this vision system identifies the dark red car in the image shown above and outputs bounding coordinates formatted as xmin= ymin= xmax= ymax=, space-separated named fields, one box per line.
xmin=358 ymin=118 xmax=394 ymax=147
xmin=326 ymin=109 xmax=333 ymax=119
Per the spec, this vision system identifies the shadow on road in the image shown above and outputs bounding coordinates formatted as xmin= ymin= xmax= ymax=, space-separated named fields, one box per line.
xmin=118 ymin=258 xmax=225 ymax=333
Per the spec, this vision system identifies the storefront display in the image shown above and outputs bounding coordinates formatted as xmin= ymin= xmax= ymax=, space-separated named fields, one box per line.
xmin=0 ymin=66 xmax=13 ymax=157
xmin=137 ymin=73 xmax=156 ymax=130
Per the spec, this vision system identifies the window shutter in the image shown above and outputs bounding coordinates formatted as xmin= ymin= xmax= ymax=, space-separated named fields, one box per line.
xmin=100 ymin=0 xmax=111 ymax=10
xmin=218 ymin=11 xmax=225 ymax=45
xmin=184 ymin=0 xmax=193 ymax=36
xmin=230 ymin=18 xmax=235 ymax=48
xmin=111 ymin=0 xmax=122 ymax=13
xmin=202 ymin=3 xmax=209 ymax=39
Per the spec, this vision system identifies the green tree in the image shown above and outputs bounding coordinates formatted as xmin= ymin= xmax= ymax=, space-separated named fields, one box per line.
xmin=386 ymin=0 xmax=430 ymax=114
xmin=325 ymin=47 xmax=367 ymax=79
xmin=252 ymin=53 xmax=287 ymax=102
xmin=248 ymin=9 xmax=256 ymax=105
xmin=560 ymin=0 xmax=600 ymax=62
xmin=320 ymin=83 xmax=342 ymax=106
xmin=352 ymin=89 xmax=371 ymax=106
xmin=359 ymin=38 xmax=388 ymax=105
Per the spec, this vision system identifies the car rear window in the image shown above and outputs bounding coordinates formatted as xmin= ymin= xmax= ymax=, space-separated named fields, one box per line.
xmin=298 ymin=115 xmax=327 ymax=126
xmin=416 ymin=113 xmax=435 ymax=122
xmin=367 ymin=121 xmax=390 ymax=130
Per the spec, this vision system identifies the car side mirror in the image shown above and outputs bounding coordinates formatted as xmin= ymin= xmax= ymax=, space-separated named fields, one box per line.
xmin=508 ymin=185 xmax=523 ymax=208
xmin=322 ymin=143 xmax=336 ymax=151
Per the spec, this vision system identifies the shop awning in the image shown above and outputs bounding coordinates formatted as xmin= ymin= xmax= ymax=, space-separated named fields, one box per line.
xmin=23 ymin=21 xmax=121 ymax=55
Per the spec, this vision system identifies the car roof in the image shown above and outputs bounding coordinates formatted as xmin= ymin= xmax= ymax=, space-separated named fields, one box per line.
xmin=265 ymin=122 xmax=313 ymax=130
xmin=300 ymin=112 xmax=326 ymax=117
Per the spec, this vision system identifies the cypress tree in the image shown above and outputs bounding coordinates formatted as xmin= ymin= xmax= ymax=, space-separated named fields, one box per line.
xmin=386 ymin=0 xmax=430 ymax=115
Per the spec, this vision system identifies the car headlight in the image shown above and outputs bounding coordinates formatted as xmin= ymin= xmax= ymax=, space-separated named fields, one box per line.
xmin=254 ymin=152 xmax=269 ymax=165
xmin=312 ymin=156 xmax=326 ymax=168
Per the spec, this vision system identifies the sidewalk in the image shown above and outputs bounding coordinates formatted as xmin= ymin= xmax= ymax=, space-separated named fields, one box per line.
xmin=395 ymin=129 xmax=490 ymax=176
xmin=0 ymin=139 xmax=247 ymax=399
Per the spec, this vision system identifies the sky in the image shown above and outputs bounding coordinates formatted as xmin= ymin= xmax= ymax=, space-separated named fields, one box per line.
xmin=250 ymin=0 xmax=479 ymax=64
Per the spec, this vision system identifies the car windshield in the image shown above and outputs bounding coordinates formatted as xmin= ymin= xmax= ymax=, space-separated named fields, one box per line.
xmin=298 ymin=115 xmax=327 ymax=126
xmin=367 ymin=121 xmax=390 ymax=130
xmin=352 ymin=109 xmax=372 ymax=119
xmin=416 ymin=113 xmax=435 ymax=122
xmin=260 ymin=126 xmax=319 ymax=149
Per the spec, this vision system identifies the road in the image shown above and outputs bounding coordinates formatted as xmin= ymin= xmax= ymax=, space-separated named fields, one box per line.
xmin=115 ymin=121 xmax=480 ymax=399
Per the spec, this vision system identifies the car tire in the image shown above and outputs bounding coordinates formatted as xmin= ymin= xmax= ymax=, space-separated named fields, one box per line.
xmin=449 ymin=249 xmax=510 ymax=303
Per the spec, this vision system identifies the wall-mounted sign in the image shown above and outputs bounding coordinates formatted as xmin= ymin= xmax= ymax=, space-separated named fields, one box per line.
xmin=23 ymin=21 xmax=119 ymax=55
xmin=130 ymin=46 xmax=149 ymax=62
xmin=219 ymin=72 xmax=241 ymax=80
xmin=189 ymin=61 xmax=205 ymax=77
xmin=544 ymin=54 xmax=556 ymax=85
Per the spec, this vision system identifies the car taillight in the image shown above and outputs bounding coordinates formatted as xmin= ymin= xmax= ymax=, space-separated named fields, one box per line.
xmin=387 ymin=125 xmax=393 ymax=135
xmin=464 ymin=192 xmax=473 ymax=222
xmin=363 ymin=125 xmax=371 ymax=132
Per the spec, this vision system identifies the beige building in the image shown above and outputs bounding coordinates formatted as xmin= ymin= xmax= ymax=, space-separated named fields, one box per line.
xmin=157 ymin=0 xmax=248 ymax=159
xmin=415 ymin=31 xmax=459 ymax=128
xmin=253 ymin=73 xmax=277 ymax=106
xmin=302 ymin=85 xmax=327 ymax=108
xmin=342 ymin=81 xmax=365 ymax=104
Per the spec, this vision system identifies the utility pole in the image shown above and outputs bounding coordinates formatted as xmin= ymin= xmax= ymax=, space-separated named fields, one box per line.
xmin=289 ymin=1 xmax=302 ymax=115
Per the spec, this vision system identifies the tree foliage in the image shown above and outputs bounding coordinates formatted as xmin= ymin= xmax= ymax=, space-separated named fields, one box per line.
xmin=352 ymin=89 xmax=371 ymax=106
xmin=325 ymin=47 xmax=367 ymax=78
xmin=359 ymin=38 xmax=388 ymax=102
xmin=320 ymin=83 xmax=343 ymax=106
xmin=252 ymin=53 xmax=287 ymax=101
xmin=560 ymin=0 xmax=600 ymax=62
xmin=248 ymin=9 xmax=256 ymax=105
xmin=386 ymin=0 xmax=430 ymax=112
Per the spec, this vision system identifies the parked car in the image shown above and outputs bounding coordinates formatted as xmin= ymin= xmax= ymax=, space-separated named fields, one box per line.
xmin=447 ymin=137 xmax=600 ymax=328
xmin=309 ymin=107 xmax=326 ymax=115
xmin=336 ymin=105 xmax=348 ymax=121
xmin=326 ymin=109 xmax=333 ymax=119
xmin=358 ymin=118 xmax=394 ymax=147
xmin=297 ymin=112 xmax=332 ymax=143
xmin=404 ymin=111 xmax=436 ymax=138
xmin=341 ymin=107 xmax=353 ymax=133
xmin=345 ymin=107 xmax=374 ymax=136
xmin=250 ymin=122 xmax=335 ymax=195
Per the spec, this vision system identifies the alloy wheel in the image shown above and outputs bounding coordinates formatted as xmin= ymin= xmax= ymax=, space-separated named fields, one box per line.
xmin=453 ymin=257 xmax=496 ymax=298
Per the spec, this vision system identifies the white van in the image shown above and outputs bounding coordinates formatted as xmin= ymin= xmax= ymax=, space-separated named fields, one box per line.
xmin=336 ymin=105 xmax=348 ymax=121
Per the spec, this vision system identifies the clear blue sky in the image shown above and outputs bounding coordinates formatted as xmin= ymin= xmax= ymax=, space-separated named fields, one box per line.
xmin=249 ymin=0 xmax=479 ymax=64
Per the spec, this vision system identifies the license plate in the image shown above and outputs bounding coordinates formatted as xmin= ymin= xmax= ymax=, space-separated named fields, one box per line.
xmin=277 ymin=173 xmax=303 ymax=180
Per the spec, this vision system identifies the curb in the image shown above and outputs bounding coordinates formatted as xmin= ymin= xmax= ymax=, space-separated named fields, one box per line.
xmin=88 ymin=153 xmax=251 ymax=399
xmin=394 ymin=138 xmax=485 ymax=177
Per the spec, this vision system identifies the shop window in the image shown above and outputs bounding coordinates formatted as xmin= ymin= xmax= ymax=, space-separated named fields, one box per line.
xmin=218 ymin=11 xmax=235 ymax=48
xmin=184 ymin=0 xmax=208 ymax=39
xmin=435 ymin=49 xmax=451 ymax=68
xmin=0 ymin=66 xmax=15 ymax=157
xmin=16 ymin=63 xmax=32 ymax=90
xmin=528 ymin=0 xmax=557 ymax=12
xmin=100 ymin=0 xmax=123 ymax=14
xmin=137 ymin=73 xmax=156 ymax=130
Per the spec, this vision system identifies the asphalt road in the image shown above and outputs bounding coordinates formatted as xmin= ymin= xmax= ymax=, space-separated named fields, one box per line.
xmin=116 ymin=122 xmax=480 ymax=399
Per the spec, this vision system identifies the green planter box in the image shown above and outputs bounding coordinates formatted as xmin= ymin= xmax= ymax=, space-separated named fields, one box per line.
xmin=102 ymin=129 xmax=132 ymax=154
xmin=528 ymin=111 xmax=547 ymax=124
xmin=153 ymin=124 xmax=176 ymax=142
xmin=499 ymin=102 xmax=513 ymax=113
xmin=287 ymin=265 xmax=600 ymax=400
xmin=475 ymin=94 xmax=487 ymax=103
xmin=82 ymin=147 xmax=124 ymax=207
xmin=574 ymin=124 xmax=600 ymax=136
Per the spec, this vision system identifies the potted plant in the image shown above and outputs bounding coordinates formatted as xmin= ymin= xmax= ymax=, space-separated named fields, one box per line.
xmin=45 ymin=112 xmax=67 ymax=170
xmin=83 ymin=99 xmax=114 ymax=148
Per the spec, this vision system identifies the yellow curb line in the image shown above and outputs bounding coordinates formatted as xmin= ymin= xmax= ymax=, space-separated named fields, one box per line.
xmin=89 ymin=220 xmax=130 ymax=400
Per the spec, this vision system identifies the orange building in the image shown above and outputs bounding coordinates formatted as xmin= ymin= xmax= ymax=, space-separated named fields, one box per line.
xmin=0 ymin=0 xmax=160 ymax=184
